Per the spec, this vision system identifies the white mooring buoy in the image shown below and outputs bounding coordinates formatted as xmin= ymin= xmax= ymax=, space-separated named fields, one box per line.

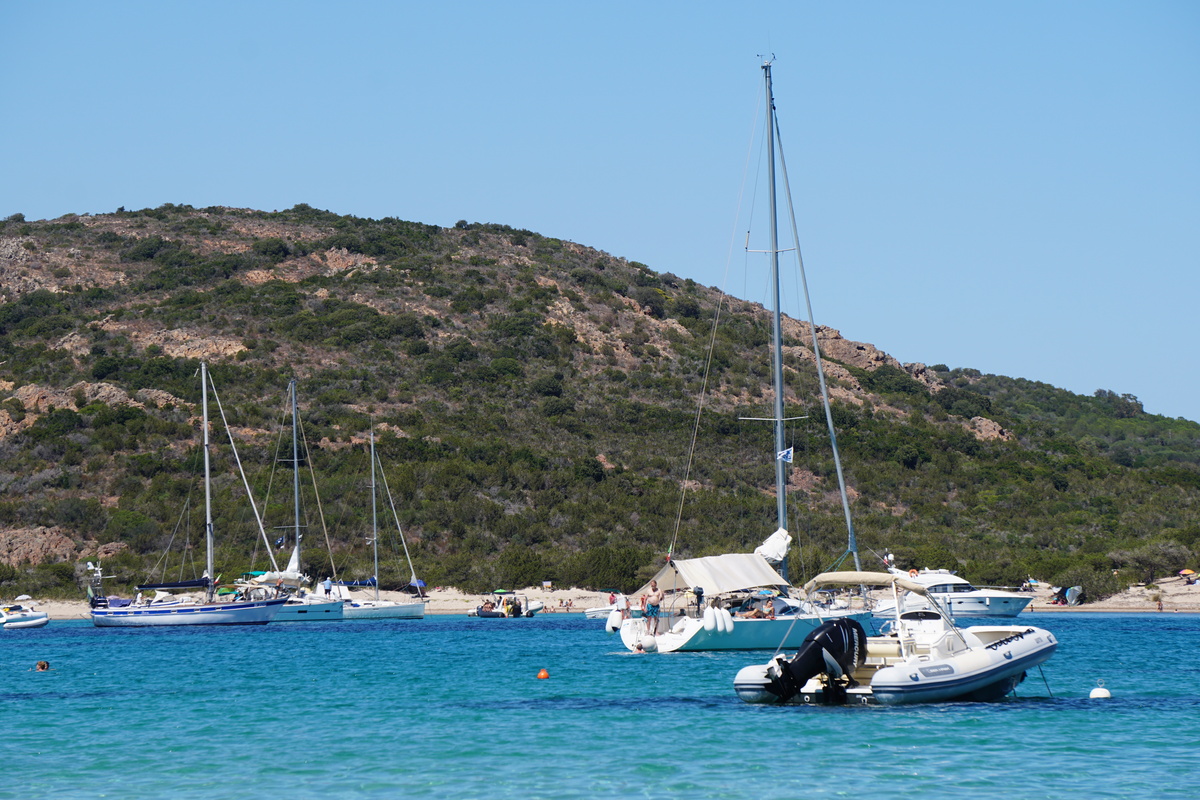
xmin=1089 ymin=679 xmax=1111 ymax=699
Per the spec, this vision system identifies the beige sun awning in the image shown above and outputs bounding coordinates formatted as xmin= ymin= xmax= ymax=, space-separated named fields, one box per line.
xmin=633 ymin=554 xmax=790 ymax=598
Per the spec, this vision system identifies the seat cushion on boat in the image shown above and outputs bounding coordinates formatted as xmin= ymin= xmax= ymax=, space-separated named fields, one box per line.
xmin=867 ymin=639 xmax=902 ymax=658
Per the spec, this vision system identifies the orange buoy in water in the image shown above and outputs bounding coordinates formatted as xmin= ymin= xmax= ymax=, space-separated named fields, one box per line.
xmin=537 ymin=668 xmax=550 ymax=680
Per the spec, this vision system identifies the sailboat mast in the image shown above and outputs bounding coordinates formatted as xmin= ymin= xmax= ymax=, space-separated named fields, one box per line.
xmin=290 ymin=378 xmax=301 ymax=566
xmin=370 ymin=429 xmax=380 ymax=602
xmin=201 ymin=362 xmax=215 ymax=602
xmin=764 ymin=62 xmax=788 ymax=537
xmin=766 ymin=63 xmax=863 ymax=572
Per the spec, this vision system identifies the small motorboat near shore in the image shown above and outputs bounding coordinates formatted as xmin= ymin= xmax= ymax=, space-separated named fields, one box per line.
xmin=1 ymin=602 xmax=50 ymax=629
xmin=733 ymin=571 xmax=1057 ymax=706
xmin=468 ymin=590 xmax=544 ymax=618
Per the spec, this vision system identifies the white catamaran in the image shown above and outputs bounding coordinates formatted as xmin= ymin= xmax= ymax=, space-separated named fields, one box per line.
xmin=89 ymin=362 xmax=287 ymax=626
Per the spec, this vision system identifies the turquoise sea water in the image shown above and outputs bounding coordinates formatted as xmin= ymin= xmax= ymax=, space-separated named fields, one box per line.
xmin=3 ymin=611 xmax=1196 ymax=799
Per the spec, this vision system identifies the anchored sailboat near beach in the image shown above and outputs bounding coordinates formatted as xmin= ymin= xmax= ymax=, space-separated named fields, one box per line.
xmin=615 ymin=60 xmax=871 ymax=653
xmin=328 ymin=430 xmax=426 ymax=620
xmin=249 ymin=378 xmax=344 ymax=622
xmin=88 ymin=363 xmax=288 ymax=626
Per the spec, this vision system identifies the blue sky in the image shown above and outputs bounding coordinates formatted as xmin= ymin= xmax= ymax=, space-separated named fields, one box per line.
xmin=3 ymin=1 xmax=1198 ymax=422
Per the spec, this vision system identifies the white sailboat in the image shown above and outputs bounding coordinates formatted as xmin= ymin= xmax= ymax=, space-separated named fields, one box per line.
xmin=335 ymin=430 xmax=425 ymax=620
xmin=729 ymin=62 xmax=1058 ymax=704
xmin=89 ymin=362 xmax=288 ymax=627
xmin=253 ymin=379 xmax=343 ymax=622
xmin=617 ymin=61 xmax=870 ymax=653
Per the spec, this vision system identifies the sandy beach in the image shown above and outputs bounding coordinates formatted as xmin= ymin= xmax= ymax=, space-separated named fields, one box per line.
xmin=27 ymin=585 xmax=615 ymax=620
xmin=19 ymin=575 xmax=1200 ymax=620
xmin=1022 ymin=574 xmax=1200 ymax=613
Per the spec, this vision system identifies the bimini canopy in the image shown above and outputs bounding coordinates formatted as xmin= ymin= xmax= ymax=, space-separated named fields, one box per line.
xmin=634 ymin=554 xmax=789 ymax=598
xmin=801 ymin=571 xmax=928 ymax=596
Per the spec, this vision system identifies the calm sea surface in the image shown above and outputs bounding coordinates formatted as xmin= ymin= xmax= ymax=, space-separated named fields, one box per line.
xmin=3 ymin=611 xmax=1196 ymax=799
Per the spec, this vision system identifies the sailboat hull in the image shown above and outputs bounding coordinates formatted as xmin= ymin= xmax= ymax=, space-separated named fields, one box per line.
xmin=620 ymin=611 xmax=872 ymax=653
xmin=343 ymin=600 xmax=425 ymax=620
xmin=273 ymin=598 xmax=345 ymax=622
xmin=91 ymin=597 xmax=288 ymax=627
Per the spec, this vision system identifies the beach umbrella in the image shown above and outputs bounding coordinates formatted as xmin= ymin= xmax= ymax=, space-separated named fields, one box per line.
xmin=1179 ymin=569 xmax=1195 ymax=575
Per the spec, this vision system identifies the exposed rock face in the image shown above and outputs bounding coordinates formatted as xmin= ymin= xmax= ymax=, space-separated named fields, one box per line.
xmin=0 ymin=527 xmax=130 ymax=567
xmin=78 ymin=541 xmax=129 ymax=561
xmin=241 ymin=247 xmax=376 ymax=285
xmin=0 ymin=234 xmax=126 ymax=300
xmin=904 ymin=362 xmax=944 ymax=391
xmin=0 ymin=526 xmax=78 ymax=567
xmin=813 ymin=325 xmax=899 ymax=371
xmin=0 ymin=381 xmax=190 ymax=440
xmin=970 ymin=416 xmax=1012 ymax=441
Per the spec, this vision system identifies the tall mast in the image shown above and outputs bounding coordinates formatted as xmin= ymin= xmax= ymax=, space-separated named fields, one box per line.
xmin=767 ymin=62 xmax=862 ymax=571
xmin=764 ymin=62 xmax=789 ymax=540
xmin=201 ymin=362 xmax=215 ymax=602
xmin=370 ymin=429 xmax=380 ymax=602
xmin=290 ymin=378 xmax=302 ymax=567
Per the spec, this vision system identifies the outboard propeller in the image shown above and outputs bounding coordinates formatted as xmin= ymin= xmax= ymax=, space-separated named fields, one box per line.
xmin=766 ymin=618 xmax=867 ymax=703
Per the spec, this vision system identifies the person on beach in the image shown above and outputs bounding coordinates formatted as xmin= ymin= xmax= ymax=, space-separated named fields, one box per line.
xmin=643 ymin=580 xmax=664 ymax=635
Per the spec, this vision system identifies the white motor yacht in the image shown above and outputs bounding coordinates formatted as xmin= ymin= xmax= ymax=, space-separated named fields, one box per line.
xmin=872 ymin=567 xmax=1032 ymax=618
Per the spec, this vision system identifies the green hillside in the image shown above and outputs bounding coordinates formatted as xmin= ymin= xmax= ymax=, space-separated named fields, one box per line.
xmin=0 ymin=204 xmax=1196 ymax=601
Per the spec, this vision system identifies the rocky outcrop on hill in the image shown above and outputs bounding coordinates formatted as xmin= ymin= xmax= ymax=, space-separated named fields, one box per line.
xmin=0 ymin=527 xmax=128 ymax=568
xmin=969 ymin=416 xmax=1012 ymax=441
xmin=0 ymin=526 xmax=78 ymax=566
xmin=0 ymin=380 xmax=189 ymax=440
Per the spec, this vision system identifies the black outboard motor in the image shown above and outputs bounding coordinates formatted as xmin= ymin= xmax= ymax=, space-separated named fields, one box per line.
xmin=693 ymin=586 xmax=704 ymax=614
xmin=766 ymin=618 xmax=867 ymax=704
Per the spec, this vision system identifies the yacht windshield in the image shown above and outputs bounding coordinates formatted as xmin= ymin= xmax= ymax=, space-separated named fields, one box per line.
xmin=929 ymin=584 xmax=977 ymax=594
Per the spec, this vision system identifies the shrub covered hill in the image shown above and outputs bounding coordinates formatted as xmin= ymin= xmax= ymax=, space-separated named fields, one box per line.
xmin=1 ymin=204 xmax=1198 ymax=602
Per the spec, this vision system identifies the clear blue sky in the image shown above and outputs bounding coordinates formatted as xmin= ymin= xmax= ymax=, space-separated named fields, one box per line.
xmin=3 ymin=1 xmax=1197 ymax=422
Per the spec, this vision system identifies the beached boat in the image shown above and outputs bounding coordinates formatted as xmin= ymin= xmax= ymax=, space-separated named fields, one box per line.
xmin=616 ymin=60 xmax=870 ymax=653
xmin=733 ymin=571 xmax=1058 ymax=705
xmin=88 ymin=363 xmax=287 ymax=627
xmin=871 ymin=566 xmax=1032 ymax=618
xmin=334 ymin=430 xmax=425 ymax=620
xmin=1 ymin=602 xmax=50 ymax=629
